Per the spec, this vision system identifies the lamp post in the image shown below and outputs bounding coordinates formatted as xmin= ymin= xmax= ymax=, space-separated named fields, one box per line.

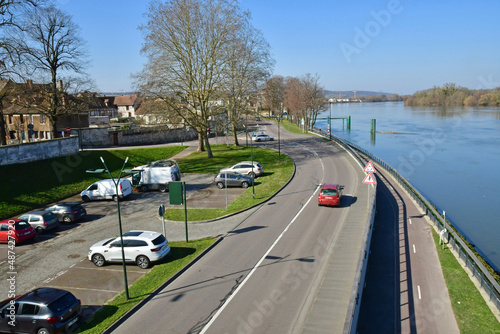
xmin=278 ymin=103 xmax=282 ymax=157
xmin=243 ymin=125 xmax=255 ymax=198
xmin=87 ymin=156 xmax=131 ymax=300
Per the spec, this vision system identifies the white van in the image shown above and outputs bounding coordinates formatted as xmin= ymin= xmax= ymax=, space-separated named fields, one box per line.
xmin=81 ymin=179 xmax=133 ymax=202
xmin=131 ymin=159 xmax=181 ymax=192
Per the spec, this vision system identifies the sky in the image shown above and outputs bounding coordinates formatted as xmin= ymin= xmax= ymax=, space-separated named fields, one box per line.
xmin=57 ymin=0 xmax=500 ymax=95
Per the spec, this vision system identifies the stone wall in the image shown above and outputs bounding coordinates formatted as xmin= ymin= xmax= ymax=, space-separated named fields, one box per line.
xmin=0 ymin=136 xmax=79 ymax=166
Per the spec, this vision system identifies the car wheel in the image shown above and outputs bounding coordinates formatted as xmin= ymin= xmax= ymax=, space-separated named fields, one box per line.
xmin=271 ymin=138 xmax=274 ymax=141
xmin=62 ymin=216 xmax=72 ymax=223
xmin=136 ymin=255 xmax=150 ymax=269
xmin=159 ymin=185 xmax=167 ymax=193
xmin=216 ymin=182 xmax=224 ymax=189
xmin=112 ymin=195 xmax=117 ymax=202
xmin=35 ymin=227 xmax=43 ymax=234
xmin=92 ymin=254 xmax=105 ymax=267
xmin=82 ymin=196 xmax=90 ymax=202
xmin=141 ymin=185 xmax=148 ymax=192
xmin=241 ymin=182 xmax=249 ymax=188
xmin=248 ymin=172 xmax=255 ymax=178
xmin=37 ymin=328 xmax=50 ymax=334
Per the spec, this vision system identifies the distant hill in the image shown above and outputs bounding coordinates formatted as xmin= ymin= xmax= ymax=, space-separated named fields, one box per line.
xmin=325 ymin=90 xmax=395 ymax=98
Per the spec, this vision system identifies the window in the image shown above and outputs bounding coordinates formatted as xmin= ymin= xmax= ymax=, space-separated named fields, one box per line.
xmin=8 ymin=115 xmax=13 ymax=124
xmin=0 ymin=225 xmax=9 ymax=231
xmin=29 ymin=216 xmax=40 ymax=222
xmin=40 ymin=114 xmax=46 ymax=124
xmin=126 ymin=240 xmax=148 ymax=247
xmin=20 ymin=303 xmax=39 ymax=315
xmin=19 ymin=114 xmax=24 ymax=124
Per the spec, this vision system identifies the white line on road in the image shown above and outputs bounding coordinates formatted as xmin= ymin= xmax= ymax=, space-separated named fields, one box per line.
xmin=418 ymin=285 xmax=422 ymax=299
xmin=409 ymin=218 xmax=412 ymax=225
xmin=413 ymin=244 xmax=416 ymax=253
xmin=200 ymin=151 xmax=324 ymax=334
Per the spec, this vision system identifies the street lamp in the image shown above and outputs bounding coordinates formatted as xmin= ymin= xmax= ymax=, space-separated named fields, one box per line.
xmin=243 ymin=125 xmax=255 ymax=198
xmin=87 ymin=156 xmax=131 ymax=300
xmin=278 ymin=103 xmax=282 ymax=157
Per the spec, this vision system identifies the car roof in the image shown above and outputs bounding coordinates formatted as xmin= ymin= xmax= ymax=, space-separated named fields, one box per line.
xmin=122 ymin=230 xmax=162 ymax=239
xmin=0 ymin=218 xmax=25 ymax=224
xmin=17 ymin=288 xmax=71 ymax=303
xmin=321 ymin=183 xmax=339 ymax=189
xmin=239 ymin=161 xmax=260 ymax=165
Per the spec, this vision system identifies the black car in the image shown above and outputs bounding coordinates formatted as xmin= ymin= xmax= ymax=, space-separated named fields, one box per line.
xmin=0 ymin=288 xmax=81 ymax=334
xmin=44 ymin=202 xmax=86 ymax=223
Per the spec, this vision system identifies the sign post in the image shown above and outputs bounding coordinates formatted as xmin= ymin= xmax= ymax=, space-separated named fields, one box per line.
xmin=158 ymin=204 xmax=166 ymax=237
xmin=362 ymin=162 xmax=376 ymax=208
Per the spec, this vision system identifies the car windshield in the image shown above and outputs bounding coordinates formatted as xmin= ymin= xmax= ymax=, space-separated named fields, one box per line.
xmin=47 ymin=293 xmax=77 ymax=313
xmin=42 ymin=212 xmax=56 ymax=220
xmin=152 ymin=235 xmax=166 ymax=246
xmin=321 ymin=189 xmax=337 ymax=196
xmin=15 ymin=221 xmax=30 ymax=229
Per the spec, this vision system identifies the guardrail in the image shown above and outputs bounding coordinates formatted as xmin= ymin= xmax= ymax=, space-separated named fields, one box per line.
xmin=310 ymin=126 xmax=500 ymax=321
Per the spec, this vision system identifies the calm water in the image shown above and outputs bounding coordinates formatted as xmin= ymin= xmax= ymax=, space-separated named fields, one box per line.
xmin=316 ymin=101 xmax=500 ymax=271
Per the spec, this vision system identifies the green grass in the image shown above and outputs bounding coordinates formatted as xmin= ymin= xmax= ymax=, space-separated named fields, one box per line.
xmin=432 ymin=230 xmax=500 ymax=333
xmin=0 ymin=146 xmax=186 ymax=219
xmin=76 ymin=238 xmax=215 ymax=334
xmin=164 ymin=144 xmax=294 ymax=221
xmin=279 ymin=119 xmax=309 ymax=134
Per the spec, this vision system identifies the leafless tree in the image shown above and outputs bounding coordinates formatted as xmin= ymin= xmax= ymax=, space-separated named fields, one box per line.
xmin=284 ymin=74 xmax=325 ymax=130
xmin=136 ymin=0 xmax=255 ymax=158
xmin=262 ymin=75 xmax=285 ymax=117
xmin=0 ymin=0 xmax=46 ymax=145
xmin=222 ymin=19 xmax=273 ymax=146
xmin=7 ymin=5 xmax=91 ymax=139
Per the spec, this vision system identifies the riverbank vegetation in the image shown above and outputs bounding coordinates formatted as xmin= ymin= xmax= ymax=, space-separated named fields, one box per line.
xmin=405 ymin=83 xmax=500 ymax=107
xmin=361 ymin=94 xmax=403 ymax=102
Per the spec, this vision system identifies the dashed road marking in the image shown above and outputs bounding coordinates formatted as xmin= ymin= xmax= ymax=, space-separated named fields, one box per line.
xmin=418 ymin=285 xmax=422 ymax=299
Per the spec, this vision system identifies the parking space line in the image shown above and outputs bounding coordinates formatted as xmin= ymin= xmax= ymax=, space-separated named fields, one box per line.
xmin=45 ymin=285 xmax=121 ymax=293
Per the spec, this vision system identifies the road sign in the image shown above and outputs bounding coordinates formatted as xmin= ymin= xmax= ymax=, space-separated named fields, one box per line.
xmin=363 ymin=172 xmax=376 ymax=184
xmin=363 ymin=161 xmax=376 ymax=173
xmin=66 ymin=127 xmax=71 ymax=133
xmin=327 ymin=129 xmax=330 ymax=133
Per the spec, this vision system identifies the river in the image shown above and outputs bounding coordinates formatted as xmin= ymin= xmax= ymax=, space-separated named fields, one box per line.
xmin=315 ymin=101 xmax=500 ymax=272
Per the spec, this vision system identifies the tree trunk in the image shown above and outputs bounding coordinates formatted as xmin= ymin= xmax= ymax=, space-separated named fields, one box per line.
xmin=0 ymin=110 xmax=7 ymax=145
xmin=204 ymin=133 xmax=213 ymax=158
xmin=232 ymin=123 xmax=239 ymax=146
xmin=197 ymin=131 xmax=204 ymax=153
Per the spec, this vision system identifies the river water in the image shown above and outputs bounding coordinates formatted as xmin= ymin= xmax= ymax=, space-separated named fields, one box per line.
xmin=316 ymin=101 xmax=500 ymax=272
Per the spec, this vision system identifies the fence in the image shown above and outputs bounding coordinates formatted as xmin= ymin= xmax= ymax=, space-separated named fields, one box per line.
xmin=310 ymin=126 xmax=500 ymax=319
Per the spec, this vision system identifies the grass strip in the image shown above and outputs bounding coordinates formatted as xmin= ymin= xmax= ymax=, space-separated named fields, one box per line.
xmin=432 ymin=230 xmax=500 ymax=333
xmin=76 ymin=238 xmax=216 ymax=333
xmin=164 ymin=144 xmax=294 ymax=221
xmin=0 ymin=146 xmax=186 ymax=219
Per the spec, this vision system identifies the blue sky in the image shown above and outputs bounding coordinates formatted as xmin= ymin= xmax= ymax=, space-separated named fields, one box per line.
xmin=57 ymin=0 xmax=500 ymax=95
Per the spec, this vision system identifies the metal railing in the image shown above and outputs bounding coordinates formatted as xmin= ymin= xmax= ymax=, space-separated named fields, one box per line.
xmin=310 ymin=126 xmax=500 ymax=317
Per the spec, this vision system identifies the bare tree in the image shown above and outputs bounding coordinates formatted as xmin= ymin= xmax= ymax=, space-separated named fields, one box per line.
xmin=302 ymin=73 xmax=326 ymax=129
xmin=9 ymin=6 xmax=90 ymax=139
xmin=136 ymin=0 xmax=253 ymax=158
xmin=262 ymin=75 xmax=285 ymax=117
xmin=222 ymin=19 xmax=273 ymax=146
xmin=0 ymin=0 xmax=46 ymax=145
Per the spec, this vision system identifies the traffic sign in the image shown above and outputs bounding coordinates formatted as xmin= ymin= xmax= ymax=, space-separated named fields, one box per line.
xmin=327 ymin=129 xmax=330 ymax=133
xmin=66 ymin=127 xmax=71 ymax=133
xmin=363 ymin=173 xmax=376 ymax=184
xmin=363 ymin=161 xmax=376 ymax=173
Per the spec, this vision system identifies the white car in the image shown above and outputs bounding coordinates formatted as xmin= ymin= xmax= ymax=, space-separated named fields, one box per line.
xmin=220 ymin=161 xmax=263 ymax=177
xmin=252 ymin=133 xmax=274 ymax=142
xmin=88 ymin=230 xmax=171 ymax=269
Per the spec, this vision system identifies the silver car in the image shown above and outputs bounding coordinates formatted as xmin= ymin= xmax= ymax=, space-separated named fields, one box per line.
xmin=220 ymin=161 xmax=263 ymax=177
xmin=214 ymin=172 xmax=253 ymax=189
xmin=18 ymin=210 xmax=60 ymax=234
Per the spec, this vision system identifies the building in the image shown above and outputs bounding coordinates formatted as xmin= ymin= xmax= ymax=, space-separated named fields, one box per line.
xmin=114 ymin=94 xmax=141 ymax=118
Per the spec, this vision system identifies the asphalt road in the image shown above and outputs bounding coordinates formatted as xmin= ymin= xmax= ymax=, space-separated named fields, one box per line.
xmin=109 ymin=126 xmax=369 ymax=333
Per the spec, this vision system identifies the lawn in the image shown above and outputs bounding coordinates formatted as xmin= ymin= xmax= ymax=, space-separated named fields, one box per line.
xmin=0 ymin=146 xmax=186 ymax=219
xmin=164 ymin=144 xmax=294 ymax=221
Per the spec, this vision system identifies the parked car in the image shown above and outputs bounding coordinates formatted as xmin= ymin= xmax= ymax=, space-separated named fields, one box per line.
xmin=0 ymin=287 xmax=81 ymax=334
xmin=88 ymin=230 xmax=171 ymax=269
xmin=252 ymin=133 xmax=274 ymax=142
xmin=214 ymin=172 xmax=253 ymax=189
xmin=318 ymin=183 xmax=344 ymax=207
xmin=220 ymin=161 xmax=263 ymax=177
xmin=80 ymin=178 xmax=132 ymax=202
xmin=44 ymin=202 xmax=86 ymax=223
xmin=0 ymin=219 xmax=36 ymax=244
xmin=18 ymin=211 xmax=60 ymax=234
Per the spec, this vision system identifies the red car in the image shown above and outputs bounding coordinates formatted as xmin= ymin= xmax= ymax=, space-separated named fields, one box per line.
xmin=318 ymin=183 xmax=344 ymax=207
xmin=0 ymin=219 xmax=36 ymax=244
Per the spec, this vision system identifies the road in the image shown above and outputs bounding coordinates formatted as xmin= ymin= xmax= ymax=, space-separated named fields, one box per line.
xmin=109 ymin=125 xmax=371 ymax=333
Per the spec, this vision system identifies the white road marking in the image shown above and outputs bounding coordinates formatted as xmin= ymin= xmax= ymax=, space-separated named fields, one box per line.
xmin=409 ymin=218 xmax=412 ymax=225
xmin=418 ymin=285 xmax=422 ymax=300
xmin=413 ymin=244 xmax=416 ymax=253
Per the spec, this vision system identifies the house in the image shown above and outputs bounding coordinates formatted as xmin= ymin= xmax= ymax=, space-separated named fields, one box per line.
xmin=114 ymin=94 xmax=141 ymax=118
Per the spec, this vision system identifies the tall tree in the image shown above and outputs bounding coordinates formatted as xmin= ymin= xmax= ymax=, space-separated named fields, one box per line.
xmin=262 ymin=75 xmax=285 ymax=117
xmin=9 ymin=5 xmax=90 ymax=139
xmin=301 ymin=73 xmax=326 ymax=129
xmin=222 ymin=18 xmax=273 ymax=146
xmin=0 ymin=0 xmax=46 ymax=145
xmin=136 ymin=0 xmax=254 ymax=158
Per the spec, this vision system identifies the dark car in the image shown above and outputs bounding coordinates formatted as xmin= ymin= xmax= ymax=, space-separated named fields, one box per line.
xmin=214 ymin=172 xmax=253 ymax=189
xmin=0 ymin=288 xmax=81 ymax=334
xmin=0 ymin=219 xmax=36 ymax=245
xmin=44 ymin=202 xmax=86 ymax=223
xmin=18 ymin=211 xmax=60 ymax=234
